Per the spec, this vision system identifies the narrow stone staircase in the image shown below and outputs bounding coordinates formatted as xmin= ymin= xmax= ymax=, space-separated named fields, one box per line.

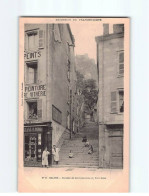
xmin=58 ymin=121 xmax=99 ymax=168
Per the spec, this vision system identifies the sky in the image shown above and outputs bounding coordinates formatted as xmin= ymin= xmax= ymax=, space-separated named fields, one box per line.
xmin=70 ymin=23 xmax=113 ymax=61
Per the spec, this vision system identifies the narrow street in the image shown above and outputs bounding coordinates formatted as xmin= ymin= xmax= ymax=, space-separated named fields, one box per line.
xmin=58 ymin=121 xmax=99 ymax=168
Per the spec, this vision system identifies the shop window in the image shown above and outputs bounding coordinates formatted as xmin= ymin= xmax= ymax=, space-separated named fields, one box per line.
xmin=24 ymin=133 xmax=37 ymax=161
xmin=26 ymin=61 xmax=37 ymax=84
xmin=25 ymin=135 xmax=29 ymax=159
xmin=118 ymin=51 xmax=124 ymax=75
xmin=119 ymin=90 xmax=124 ymax=113
xmin=28 ymin=101 xmax=38 ymax=119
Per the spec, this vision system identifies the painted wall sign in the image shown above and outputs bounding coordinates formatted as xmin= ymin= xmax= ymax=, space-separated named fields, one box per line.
xmin=24 ymin=51 xmax=41 ymax=60
xmin=24 ymin=84 xmax=46 ymax=99
xmin=24 ymin=127 xmax=43 ymax=133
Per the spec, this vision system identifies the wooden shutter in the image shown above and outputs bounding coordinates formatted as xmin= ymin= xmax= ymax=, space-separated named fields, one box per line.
xmin=119 ymin=52 xmax=124 ymax=75
xmin=37 ymin=99 xmax=42 ymax=119
xmin=38 ymin=30 xmax=44 ymax=49
xmin=25 ymin=33 xmax=28 ymax=51
xmin=111 ymin=91 xmax=117 ymax=113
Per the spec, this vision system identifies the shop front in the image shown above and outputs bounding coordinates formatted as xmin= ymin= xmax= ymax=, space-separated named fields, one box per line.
xmin=24 ymin=122 xmax=52 ymax=167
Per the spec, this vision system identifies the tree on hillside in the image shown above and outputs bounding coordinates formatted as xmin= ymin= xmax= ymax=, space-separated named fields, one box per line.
xmin=76 ymin=70 xmax=84 ymax=94
xmin=82 ymin=79 xmax=98 ymax=113
xmin=75 ymin=54 xmax=97 ymax=81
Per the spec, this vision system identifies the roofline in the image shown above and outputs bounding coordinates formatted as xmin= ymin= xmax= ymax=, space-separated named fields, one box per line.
xmin=95 ymin=32 xmax=124 ymax=43
xmin=66 ymin=24 xmax=75 ymax=45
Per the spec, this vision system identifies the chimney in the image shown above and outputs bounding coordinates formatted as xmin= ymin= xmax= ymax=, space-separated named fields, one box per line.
xmin=113 ymin=24 xmax=124 ymax=33
xmin=103 ymin=24 xmax=109 ymax=35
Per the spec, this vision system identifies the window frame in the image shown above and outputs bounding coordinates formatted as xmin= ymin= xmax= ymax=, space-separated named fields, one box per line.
xmin=27 ymin=100 xmax=38 ymax=120
xmin=110 ymin=91 xmax=117 ymax=114
xmin=25 ymin=61 xmax=38 ymax=84
xmin=118 ymin=89 xmax=124 ymax=114
xmin=25 ymin=28 xmax=45 ymax=51
xmin=25 ymin=30 xmax=39 ymax=51
xmin=110 ymin=88 xmax=124 ymax=114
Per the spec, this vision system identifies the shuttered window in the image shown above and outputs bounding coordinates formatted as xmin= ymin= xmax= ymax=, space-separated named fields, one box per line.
xmin=26 ymin=62 xmax=37 ymax=84
xmin=111 ymin=91 xmax=117 ymax=113
xmin=25 ymin=29 xmax=45 ymax=50
xmin=67 ymin=112 xmax=70 ymax=129
xmin=119 ymin=91 xmax=124 ymax=113
xmin=67 ymin=85 xmax=70 ymax=104
xmin=119 ymin=51 xmax=124 ymax=75
xmin=26 ymin=31 xmax=38 ymax=51
xmin=38 ymin=30 xmax=44 ymax=49
xmin=28 ymin=101 xmax=38 ymax=119
xmin=37 ymin=99 xmax=42 ymax=119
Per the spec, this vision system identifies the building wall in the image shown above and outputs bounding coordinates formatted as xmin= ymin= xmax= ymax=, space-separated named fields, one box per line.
xmin=50 ymin=24 xmax=77 ymax=144
xmin=24 ymin=24 xmax=49 ymax=123
xmin=98 ymin=36 xmax=124 ymax=124
xmin=24 ymin=24 xmax=77 ymax=165
xmin=96 ymin=25 xmax=124 ymax=168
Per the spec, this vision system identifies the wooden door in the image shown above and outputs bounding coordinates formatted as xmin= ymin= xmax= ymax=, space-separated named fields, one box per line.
xmin=110 ymin=136 xmax=123 ymax=168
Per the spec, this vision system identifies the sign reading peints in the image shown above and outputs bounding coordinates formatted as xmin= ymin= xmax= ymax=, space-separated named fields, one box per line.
xmin=24 ymin=51 xmax=41 ymax=60
xmin=24 ymin=84 xmax=46 ymax=99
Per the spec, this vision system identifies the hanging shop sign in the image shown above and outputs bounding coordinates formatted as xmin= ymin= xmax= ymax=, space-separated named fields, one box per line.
xmin=24 ymin=84 xmax=46 ymax=99
xmin=24 ymin=51 xmax=41 ymax=60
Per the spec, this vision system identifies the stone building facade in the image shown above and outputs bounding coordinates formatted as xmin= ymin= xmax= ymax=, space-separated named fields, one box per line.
xmin=95 ymin=24 xmax=124 ymax=168
xmin=24 ymin=23 xmax=76 ymax=166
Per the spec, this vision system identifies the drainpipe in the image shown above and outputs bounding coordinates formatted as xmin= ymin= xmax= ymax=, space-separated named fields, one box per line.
xmin=70 ymin=89 xmax=72 ymax=139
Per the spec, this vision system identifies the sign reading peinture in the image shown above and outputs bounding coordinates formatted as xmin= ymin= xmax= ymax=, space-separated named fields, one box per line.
xmin=24 ymin=84 xmax=46 ymax=99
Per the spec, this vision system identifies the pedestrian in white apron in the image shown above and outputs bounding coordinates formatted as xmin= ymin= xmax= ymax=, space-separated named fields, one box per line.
xmin=52 ymin=145 xmax=60 ymax=165
xmin=42 ymin=147 xmax=50 ymax=168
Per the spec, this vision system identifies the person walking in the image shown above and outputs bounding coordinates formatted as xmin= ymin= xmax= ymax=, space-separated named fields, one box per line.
xmin=69 ymin=150 xmax=74 ymax=158
xmin=52 ymin=145 xmax=60 ymax=165
xmin=88 ymin=145 xmax=94 ymax=154
xmin=42 ymin=147 xmax=50 ymax=168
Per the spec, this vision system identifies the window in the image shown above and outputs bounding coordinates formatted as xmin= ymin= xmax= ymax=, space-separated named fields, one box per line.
xmin=118 ymin=51 xmax=124 ymax=75
xmin=25 ymin=29 xmax=44 ymax=51
xmin=67 ymin=112 xmax=70 ymax=129
xmin=27 ymin=31 xmax=38 ymax=50
xmin=119 ymin=91 xmax=124 ymax=113
xmin=111 ymin=90 xmax=124 ymax=113
xmin=67 ymin=86 xmax=70 ymax=104
xmin=28 ymin=101 xmax=38 ymax=119
xmin=52 ymin=105 xmax=62 ymax=124
xmin=111 ymin=91 xmax=117 ymax=113
xmin=26 ymin=62 xmax=37 ymax=84
xmin=67 ymin=60 xmax=70 ymax=81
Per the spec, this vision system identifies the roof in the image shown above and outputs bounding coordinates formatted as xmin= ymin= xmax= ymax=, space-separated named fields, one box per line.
xmin=67 ymin=24 xmax=75 ymax=45
xmin=95 ymin=32 xmax=124 ymax=43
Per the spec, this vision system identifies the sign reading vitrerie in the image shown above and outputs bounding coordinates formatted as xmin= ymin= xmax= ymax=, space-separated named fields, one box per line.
xmin=24 ymin=84 xmax=46 ymax=99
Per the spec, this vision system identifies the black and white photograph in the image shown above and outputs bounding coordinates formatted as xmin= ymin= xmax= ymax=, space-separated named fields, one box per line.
xmin=23 ymin=21 xmax=125 ymax=169
xmin=18 ymin=17 xmax=129 ymax=192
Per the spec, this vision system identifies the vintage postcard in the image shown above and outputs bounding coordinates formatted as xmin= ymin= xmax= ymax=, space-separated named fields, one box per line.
xmin=18 ymin=17 xmax=129 ymax=192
